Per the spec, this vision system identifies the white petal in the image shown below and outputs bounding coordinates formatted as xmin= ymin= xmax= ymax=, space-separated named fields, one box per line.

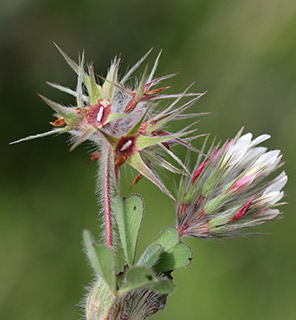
xmin=264 ymin=171 xmax=288 ymax=194
xmin=247 ymin=150 xmax=281 ymax=175
xmin=239 ymin=133 xmax=253 ymax=142
xmin=240 ymin=147 xmax=267 ymax=167
xmin=250 ymin=134 xmax=271 ymax=148
xmin=224 ymin=139 xmax=250 ymax=166
xmin=257 ymin=191 xmax=284 ymax=206
xmin=254 ymin=208 xmax=280 ymax=219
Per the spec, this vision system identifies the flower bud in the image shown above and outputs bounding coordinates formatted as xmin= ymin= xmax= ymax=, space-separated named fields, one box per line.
xmin=86 ymin=280 xmax=167 ymax=320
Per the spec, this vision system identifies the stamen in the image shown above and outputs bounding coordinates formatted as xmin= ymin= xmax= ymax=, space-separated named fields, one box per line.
xmin=97 ymin=106 xmax=104 ymax=122
xmin=120 ymin=140 xmax=132 ymax=152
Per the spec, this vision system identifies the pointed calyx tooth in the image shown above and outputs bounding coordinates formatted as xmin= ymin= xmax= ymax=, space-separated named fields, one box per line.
xmin=89 ymin=152 xmax=101 ymax=165
xmin=97 ymin=106 xmax=104 ymax=122
xmin=50 ymin=117 xmax=66 ymax=127
xmin=129 ymin=172 xmax=144 ymax=189
xmin=120 ymin=139 xmax=133 ymax=152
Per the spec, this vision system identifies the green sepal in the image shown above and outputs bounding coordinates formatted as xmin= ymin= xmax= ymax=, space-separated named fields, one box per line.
xmin=54 ymin=43 xmax=91 ymax=92
xmin=38 ymin=94 xmax=81 ymax=124
xmin=208 ymin=211 xmax=233 ymax=229
xmin=137 ymin=244 xmax=163 ymax=267
xmin=96 ymin=128 xmax=120 ymax=147
xmin=127 ymin=153 xmax=175 ymax=201
xmin=151 ymin=227 xmax=192 ymax=272
xmin=136 ymin=129 xmax=196 ymax=151
xmin=114 ymin=195 xmax=144 ymax=266
xmin=203 ymin=192 xmax=232 ymax=215
xmin=83 ymin=230 xmax=116 ymax=292
xmin=135 ymin=64 xmax=148 ymax=99
xmin=126 ymin=103 xmax=152 ymax=137
xmin=69 ymin=126 xmax=96 ymax=151
xmin=9 ymin=128 xmax=68 ymax=145
xmin=145 ymin=96 xmax=200 ymax=135
xmin=76 ymin=51 xmax=85 ymax=108
xmin=89 ymin=65 xmax=103 ymax=104
xmin=201 ymin=166 xmax=221 ymax=197
xmin=178 ymin=150 xmax=190 ymax=202
xmin=105 ymin=112 xmax=131 ymax=124
xmin=102 ymin=62 xmax=118 ymax=100
xmin=47 ymin=82 xmax=88 ymax=102
xmin=121 ymin=48 xmax=153 ymax=84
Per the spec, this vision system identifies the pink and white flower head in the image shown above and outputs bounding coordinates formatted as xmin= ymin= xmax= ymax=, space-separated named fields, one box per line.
xmin=177 ymin=129 xmax=287 ymax=238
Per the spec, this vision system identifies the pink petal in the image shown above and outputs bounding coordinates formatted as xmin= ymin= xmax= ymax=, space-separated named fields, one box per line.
xmin=231 ymin=175 xmax=255 ymax=193
xmin=230 ymin=195 xmax=256 ymax=222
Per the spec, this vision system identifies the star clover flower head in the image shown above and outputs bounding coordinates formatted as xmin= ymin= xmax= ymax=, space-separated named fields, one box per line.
xmin=177 ymin=129 xmax=287 ymax=238
xmin=11 ymin=45 xmax=207 ymax=200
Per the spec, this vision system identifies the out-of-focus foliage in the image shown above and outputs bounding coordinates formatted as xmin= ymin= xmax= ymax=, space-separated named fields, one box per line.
xmin=1 ymin=0 xmax=296 ymax=319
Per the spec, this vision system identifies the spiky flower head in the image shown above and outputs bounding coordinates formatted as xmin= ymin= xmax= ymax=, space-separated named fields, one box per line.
xmin=11 ymin=45 xmax=206 ymax=200
xmin=177 ymin=129 xmax=287 ymax=238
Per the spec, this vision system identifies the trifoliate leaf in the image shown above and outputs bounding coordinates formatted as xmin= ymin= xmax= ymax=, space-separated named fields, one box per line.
xmin=148 ymin=279 xmax=175 ymax=294
xmin=83 ymin=230 xmax=116 ymax=292
xmin=137 ymin=244 xmax=163 ymax=267
xmin=114 ymin=195 xmax=144 ymax=266
xmin=151 ymin=227 xmax=192 ymax=272
xmin=118 ymin=266 xmax=157 ymax=294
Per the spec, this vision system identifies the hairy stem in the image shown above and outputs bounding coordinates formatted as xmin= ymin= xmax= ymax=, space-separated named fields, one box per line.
xmin=104 ymin=145 xmax=113 ymax=250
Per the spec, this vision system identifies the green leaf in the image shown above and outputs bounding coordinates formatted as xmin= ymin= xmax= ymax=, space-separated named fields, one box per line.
xmin=118 ymin=266 xmax=157 ymax=294
xmin=119 ymin=266 xmax=175 ymax=295
xmin=152 ymin=226 xmax=179 ymax=250
xmin=153 ymin=242 xmax=192 ymax=272
xmin=137 ymin=244 xmax=163 ymax=267
xmin=148 ymin=280 xmax=175 ymax=294
xmin=151 ymin=227 xmax=192 ymax=272
xmin=83 ymin=230 xmax=116 ymax=292
xmin=114 ymin=195 xmax=144 ymax=266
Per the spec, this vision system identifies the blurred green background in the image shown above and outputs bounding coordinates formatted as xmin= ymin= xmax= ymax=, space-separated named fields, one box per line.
xmin=1 ymin=0 xmax=296 ymax=319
